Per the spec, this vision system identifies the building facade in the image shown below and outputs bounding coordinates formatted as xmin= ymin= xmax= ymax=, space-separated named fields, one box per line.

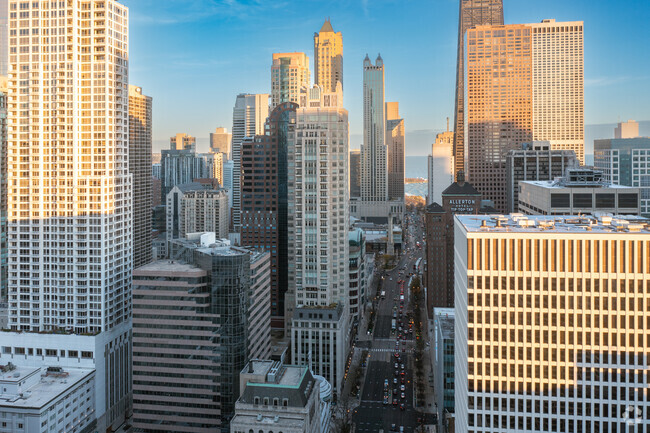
xmin=454 ymin=213 xmax=650 ymax=433
xmin=428 ymin=124 xmax=455 ymax=206
xmin=170 ymin=132 xmax=196 ymax=151
xmin=452 ymin=0 xmax=504 ymax=176
xmin=386 ymin=102 xmax=405 ymax=201
xmin=361 ymin=54 xmax=387 ymax=203
xmin=615 ymin=119 xmax=639 ymax=139
xmin=241 ymin=102 xmax=297 ymax=328
xmin=349 ymin=149 xmax=361 ymax=199
xmin=6 ymin=1 xmax=132 ymax=429
xmin=594 ymin=137 xmax=650 ymax=216
xmin=211 ymin=127 xmax=232 ymax=158
xmin=231 ymin=93 xmax=270 ymax=230
xmin=160 ymin=147 xmax=216 ymax=203
xmin=313 ymin=19 xmax=343 ymax=93
xmin=505 ymin=141 xmax=578 ymax=213
xmin=349 ymin=228 xmax=369 ymax=324
xmin=518 ymin=169 xmax=640 ymax=216
xmin=0 ymin=80 xmax=6 ymax=300
xmin=433 ymin=308 xmax=455 ymax=433
xmin=129 ymin=85 xmax=153 ymax=268
xmin=271 ymin=52 xmax=310 ymax=109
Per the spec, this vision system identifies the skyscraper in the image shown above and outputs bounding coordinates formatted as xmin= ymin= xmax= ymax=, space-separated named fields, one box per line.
xmin=241 ymin=102 xmax=297 ymax=329
xmin=210 ymin=127 xmax=232 ymax=157
xmin=170 ymin=132 xmax=196 ymax=151
xmin=361 ymin=54 xmax=387 ymax=202
xmin=271 ymin=52 xmax=310 ymax=109
xmin=314 ymin=19 xmax=343 ymax=93
xmin=287 ymin=84 xmax=350 ymax=396
xmin=386 ymin=101 xmax=405 ymax=201
xmin=615 ymin=119 xmax=639 ymax=139
xmin=129 ymin=85 xmax=153 ymax=269
xmin=455 ymin=213 xmax=650 ymax=433
xmin=231 ymin=93 xmax=269 ymax=230
xmin=349 ymin=149 xmax=361 ymax=198
xmin=5 ymin=1 xmax=131 ymax=430
xmin=452 ymin=0 xmax=504 ymax=176
xmin=0 ymin=77 xmax=6 ymax=301
xmin=427 ymin=120 xmax=454 ymax=205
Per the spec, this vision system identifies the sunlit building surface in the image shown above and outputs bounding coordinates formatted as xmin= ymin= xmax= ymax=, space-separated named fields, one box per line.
xmin=271 ymin=52 xmax=310 ymax=109
xmin=361 ymin=54 xmax=387 ymax=202
xmin=210 ymin=126 xmax=232 ymax=158
xmin=170 ymin=132 xmax=196 ymax=151
xmin=5 ymin=0 xmax=132 ymax=429
xmin=313 ymin=19 xmax=343 ymax=93
xmin=386 ymin=101 xmax=405 ymax=201
xmin=455 ymin=213 xmax=650 ymax=433
xmin=428 ymin=124 xmax=455 ymax=206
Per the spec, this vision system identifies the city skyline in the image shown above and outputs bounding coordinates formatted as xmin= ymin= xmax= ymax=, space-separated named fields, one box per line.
xmin=125 ymin=0 xmax=650 ymax=156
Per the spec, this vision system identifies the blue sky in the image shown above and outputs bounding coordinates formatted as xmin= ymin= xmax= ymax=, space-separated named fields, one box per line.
xmin=125 ymin=0 xmax=650 ymax=155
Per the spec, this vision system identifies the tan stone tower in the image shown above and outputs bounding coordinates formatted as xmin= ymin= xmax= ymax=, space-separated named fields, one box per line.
xmin=314 ymin=19 xmax=343 ymax=92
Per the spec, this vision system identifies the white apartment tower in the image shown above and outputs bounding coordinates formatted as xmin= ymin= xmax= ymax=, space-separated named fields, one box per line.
xmin=5 ymin=0 xmax=132 ymax=430
xmin=361 ymin=54 xmax=387 ymax=202
xmin=288 ymin=84 xmax=350 ymax=396
xmin=455 ymin=214 xmax=650 ymax=433
xmin=531 ymin=19 xmax=584 ymax=164
xmin=231 ymin=93 xmax=269 ymax=230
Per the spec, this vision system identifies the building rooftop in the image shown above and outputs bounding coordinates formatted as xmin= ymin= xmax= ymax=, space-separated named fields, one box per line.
xmin=0 ymin=366 xmax=94 ymax=409
xmin=231 ymin=414 xmax=306 ymax=429
xmin=521 ymin=180 xmax=632 ymax=189
xmin=434 ymin=308 xmax=455 ymax=340
xmin=457 ymin=214 xmax=650 ymax=235
xmin=134 ymin=259 xmax=205 ymax=275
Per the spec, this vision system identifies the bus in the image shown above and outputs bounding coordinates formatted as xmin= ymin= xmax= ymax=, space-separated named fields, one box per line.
xmin=391 ymin=319 xmax=396 ymax=330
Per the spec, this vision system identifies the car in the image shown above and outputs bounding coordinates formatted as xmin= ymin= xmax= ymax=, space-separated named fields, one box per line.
xmin=393 ymin=377 xmax=398 ymax=384
xmin=402 ymin=340 xmax=406 ymax=345
xmin=384 ymin=379 xmax=389 ymax=388
xmin=393 ymin=399 xmax=398 ymax=406
xmin=390 ymin=424 xmax=397 ymax=432
xmin=400 ymin=404 xmax=406 ymax=411
xmin=383 ymin=397 xmax=389 ymax=405
xmin=402 ymin=347 xmax=406 ymax=352
xmin=393 ymin=388 xmax=397 ymax=395
xmin=401 ymin=363 xmax=405 ymax=370
xmin=394 ymin=363 xmax=399 ymax=369
xmin=394 ymin=352 xmax=400 ymax=358
xmin=401 ymin=377 xmax=405 ymax=384
xmin=400 ymin=371 xmax=405 ymax=376
xmin=401 ymin=392 xmax=406 ymax=399
xmin=401 ymin=384 xmax=405 ymax=391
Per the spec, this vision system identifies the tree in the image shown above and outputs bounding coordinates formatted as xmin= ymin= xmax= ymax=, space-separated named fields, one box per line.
xmin=331 ymin=394 xmax=356 ymax=433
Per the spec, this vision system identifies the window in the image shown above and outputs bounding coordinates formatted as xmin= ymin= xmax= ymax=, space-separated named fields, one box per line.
xmin=595 ymin=193 xmax=615 ymax=208
xmin=618 ymin=193 xmax=638 ymax=208
xmin=551 ymin=193 xmax=570 ymax=208
xmin=572 ymin=193 xmax=592 ymax=208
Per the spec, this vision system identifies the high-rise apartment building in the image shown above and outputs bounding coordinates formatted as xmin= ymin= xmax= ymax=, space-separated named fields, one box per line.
xmin=531 ymin=19 xmax=584 ymax=163
xmin=615 ymin=119 xmax=639 ymax=139
xmin=170 ymin=132 xmax=196 ymax=151
xmin=452 ymin=0 xmax=504 ymax=176
xmin=210 ymin=127 xmax=232 ymax=157
xmin=160 ymin=144 xmax=216 ymax=203
xmin=349 ymin=149 xmax=361 ymax=198
xmin=287 ymin=84 xmax=350 ymax=396
xmin=362 ymin=54 xmax=387 ymax=202
xmin=212 ymin=150 xmax=225 ymax=186
xmin=427 ymin=122 xmax=454 ymax=206
xmin=129 ymin=85 xmax=153 ymax=268
xmin=595 ymin=136 xmax=650 ymax=215
xmin=271 ymin=52 xmax=310 ymax=109
xmin=241 ymin=102 xmax=297 ymax=328
xmin=386 ymin=101 xmax=405 ymax=201
xmin=5 ymin=1 xmax=131 ymax=430
xmin=0 ymin=77 xmax=6 ymax=300
xmin=231 ymin=93 xmax=269 ymax=230
xmin=465 ymin=20 xmax=584 ymax=211
xmin=505 ymin=141 xmax=578 ymax=213
xmin=454 ymin=213 xmax=650 ymax=433
xmin=314 ymin=19 xmax=343 ymax=93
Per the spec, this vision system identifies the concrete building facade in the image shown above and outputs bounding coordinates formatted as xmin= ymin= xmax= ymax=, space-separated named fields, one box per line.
xmin=615 ymin=120 xmax=639 ymax=139
xmin=433 ymin=308 xmax=455 ymax=433
xmin=170 ymin=132 xmax=196 ymax=151
xmin=271 ymin=52 xmax=310 ymax=109
xmin=349 ymin=149 xmax=361 ymax=199
xmin=211 ymin=127 xmax=232 ymax=158
xmin=361 ymin=54 xmax=387 ymax=203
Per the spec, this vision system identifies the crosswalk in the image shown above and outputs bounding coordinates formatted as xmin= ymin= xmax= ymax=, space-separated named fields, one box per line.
xmin=369 ymin=348 xmax=415 ymax=353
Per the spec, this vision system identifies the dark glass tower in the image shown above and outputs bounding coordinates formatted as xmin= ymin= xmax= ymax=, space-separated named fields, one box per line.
xmin=452 ymin=0 xmax=504 ymax=176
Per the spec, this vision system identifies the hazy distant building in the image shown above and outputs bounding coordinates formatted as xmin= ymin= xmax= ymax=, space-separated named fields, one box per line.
xmin=271 ymin=52 xmax=310 ymax=109
xmin=428 ymin=122 xmax=454 ymax=205
xmin=129 ymin=85 xmax=153 ymax=268
xmin=241 ymin=102 xmax=298 ymax=328
xmin=314 ymin=19 xmax=343 ymax=93
xmin=505 ymin=141 xmax=579 ymax=213
xmin=454 ymin=213 xmax=650 ymax=433
xmin=386 ymin=102 xmax=405 ymax=201
xmin=615 ymin=119 xmax=639 ymax=139
xmin=424 ymin=173 xmax=481 ymax=315
xmin=350 ymin=149 xmax=361 ymax=198
xmin=160 ymin=148 xmax=217 ymax=203
xmin=210 ymin=127 xmax=232 ymax=158
xmin=231 ymin=94 xmax=270 ymax=230
xmin=452 ymin=0 xmax=504 ymax=176
xmin=223 ymin=159 xmax=234 ymax=209
xmin=361 ymin=54 xmax=387 ymax=202
xmin=594 ymin=136 xmax=650 ymax=215
xmin=518 ymin=168 xmax=640 ymax=216
xmin=170 ymin=132 xmax=196 ymax=151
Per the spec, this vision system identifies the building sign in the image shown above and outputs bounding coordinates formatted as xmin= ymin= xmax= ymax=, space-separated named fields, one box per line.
xmin=448 ymin=199 xmax=476 ymax=213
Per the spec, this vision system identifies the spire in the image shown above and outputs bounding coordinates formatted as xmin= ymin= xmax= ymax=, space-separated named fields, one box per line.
xmin=320 ymin=18 xmax=334 ymax=33
xmin=376 ymin=53 xmax=383 ymax=67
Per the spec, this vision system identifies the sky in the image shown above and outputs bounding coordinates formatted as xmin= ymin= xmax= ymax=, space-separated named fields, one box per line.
xmin=125 ymin=0 xmax=650 ymax=156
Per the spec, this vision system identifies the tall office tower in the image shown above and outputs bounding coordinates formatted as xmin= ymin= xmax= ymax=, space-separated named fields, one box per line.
xmin=530 ymin=19 xmax=584 ymax=163
xmin=452 ymin=0 xmax=504 ymax=176
xmin=615 ymin=119 xmax=639 ymax=139
xmin=0 ymin=0 xmax=6 ymax=75
xmin=231 ymin=93 xmax=269 ymax=230
xmin=433 ymin=307 xmax=455 ymax=433
xmin=241 ymin=102 xmax=297 ymax=329
xmin=271 ymin=52 xmax=310 ymax=110
xmin=223 ymin=159 xmax=234 ymax=208
xmin=386 ymin=101 xmax=405 ymax=201
xmin=159 ymin=144 xmax=216 ymax=203
xmin=465 ymin=24 xmax=533 ymax=212
xmin=362 ymin=54 xmax=387 ymax=202
xmin=427 ymin=120 xmax=454 ymax=205
xmin=349 ymin=149 xmax=361 ymax=198
xmin=129 ymin=85 xmax=153 ymax=269
xmin=348 ymin=228 xmax=369 ymax=324
xmin=134 ymin=234 xmax=271 ymax=432
xmin=211 ymin=151 xmax=224 ymax=186
xmin=210 ymin=126 xmax=232 ymax=157
xmin=314 ymin=19 xmax=343 ymax=93
xmin=595 ymin=136 xmax=650 ymax=215
xmin=287 ymin=84 xmax=350 ymax=397
xmin=170 ymin=132 xmax=196 ymax=151
xmin=505 ymin=141 xmax=579 ymax=213
xmin=168 ymin=234 xmax=271 ymax=430
xmin=454 ymin=214 xmax=650 ymax=433
xmin=0 ymin=77 xmax=6 ymax=301
xmin=5 ymin=1 xmax=131 ymax=430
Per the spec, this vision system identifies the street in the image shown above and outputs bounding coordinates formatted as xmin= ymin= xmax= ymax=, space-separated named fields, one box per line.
xmin=352 ymin=212 xmax=435 ymax=432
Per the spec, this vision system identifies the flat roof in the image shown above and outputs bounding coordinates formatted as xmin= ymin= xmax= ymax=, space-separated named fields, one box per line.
xmin=457 ymin=214 xmax=650 ymax=235
xmin=231 ymin=414 xmax=306 ymax=428
xmin=0 ymin=367 xmax=95 ymax=409
xmin=520 ymin=180 xmax=634 ymax=189
xmin=134 ymin=259 xmax=205 ymax=274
